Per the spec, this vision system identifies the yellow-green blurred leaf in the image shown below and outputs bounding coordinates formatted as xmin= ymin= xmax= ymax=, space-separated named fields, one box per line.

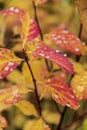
xmin=42 ymin=110 xmax=61 ymax=125
xmin=15 ymin=100 xmax=38 ymax=117
xmin=7 ymin=70 xmax=26 ymax=85
xmin=71 ymin=71 xmax=87 ymax=100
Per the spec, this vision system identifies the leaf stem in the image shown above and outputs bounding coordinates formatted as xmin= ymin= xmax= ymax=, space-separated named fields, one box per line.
xmin=32 ymin=1 xmax=43 ymax=40
xmin=57 ymin=107 xmax=67 ymax=130
xmin=78 ymin=23 xmax=83 ymax=39
xmin=23 ymin=49 xmax=42 ymax=116
xmin=76 ymin=23 xmax=83 ymax=62
xmin=32 ymin=0 xmax=51 ymax=72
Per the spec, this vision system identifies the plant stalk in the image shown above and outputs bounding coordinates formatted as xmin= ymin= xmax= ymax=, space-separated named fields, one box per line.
xmin=23 ymin=49 xmax=42 ymax=116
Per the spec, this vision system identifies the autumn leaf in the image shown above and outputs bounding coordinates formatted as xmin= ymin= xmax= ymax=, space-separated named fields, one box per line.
xmin=70 ymin=59 xmax=84 ymax=73
xmin=45 ymin=77 xmax=79 ymax=110
xmin=71 ymin=71 xmax=87 ymax=100
xmin=33 ymin=42 xmax=74 ymax=74
xmin=0 ymin=85 xmax=29 ymax=111
xmin=0 ymin=48 xmax=22 ymax=79
xmin=7 ymin=70 xmax=27 ymax=85
xmin=15 ymin=100 xmax=39 ymax=117
xmin=0 ymin=115 xmax=7 ymax=128
xmin=42 ymin=110 xmax=61 ymax=125
xmin=49 ymin=28 xmax=85 ymax=55
xmin=0 ymin=7 xmax=40 ymax=42
xmin=23 ymin=118 xmax=50 ymax=130
xmin=75 ymin=0 xmax=87 ymax=35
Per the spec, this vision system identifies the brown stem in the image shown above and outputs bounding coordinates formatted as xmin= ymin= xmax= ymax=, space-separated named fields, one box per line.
xmin=78 ymin=23 xmax=83 ymax=39
xmin=32 ymin=0 xmax=51 ymax=72
xmin=23 ymin=49 xmax=42 ymax=116
xmin=57 ymin=107 xmax=67 ymax=130
xmin=32 ymin=1 xmax=43 ymax=40
xmin=76 ymin=23 xmax=83 ymax=62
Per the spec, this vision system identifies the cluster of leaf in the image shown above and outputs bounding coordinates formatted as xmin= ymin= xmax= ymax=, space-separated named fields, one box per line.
xmin=0 ymin=0 xmax=87 ymax=130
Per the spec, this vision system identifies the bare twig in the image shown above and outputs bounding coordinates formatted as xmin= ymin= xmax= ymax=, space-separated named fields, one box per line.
xmin=23 ymin=49 xmax=42 ymax=116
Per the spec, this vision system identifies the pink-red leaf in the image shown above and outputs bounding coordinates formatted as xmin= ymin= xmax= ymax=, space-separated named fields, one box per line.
xmin=49 ymin=28 xmax=85 ymax=55
xmin=33 ymin=42 xmax=74 ymax=74
xmin=0 ymin=48 xmax=22 ymax=79
xmin=0 ymin=7 xmax=40 ymax=42
xmin=0 ymin=85 xmax=29 ymax=111
xmin=45 ymin=77 xmax=79 ymax=110
xmin=26 ymin=19 xmax=40 ymax=42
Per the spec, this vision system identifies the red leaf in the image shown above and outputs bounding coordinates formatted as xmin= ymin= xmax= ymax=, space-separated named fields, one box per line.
xmin=0 ymin=48 xmax=22 ymax=79
xmin=26 ymin=19 xmax=40 ymax=42
xmin=46 ymin=77 xmax=79 ymax=110
xmin=33 ymin=42 xmax=74 ymax=74
xmin=49 ymin=28 xmax=85 ymax=55
xmin=0 ymin=85 xmax=29 ymax=111
xmin=0 ymin=7 xmax=25 ymax=17
xmin=0 ymin=7 xmax=40 ymax=42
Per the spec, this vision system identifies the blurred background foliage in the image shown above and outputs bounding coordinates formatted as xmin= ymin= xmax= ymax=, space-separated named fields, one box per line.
xmin=0 ymin=0 xmax=87 ymax=130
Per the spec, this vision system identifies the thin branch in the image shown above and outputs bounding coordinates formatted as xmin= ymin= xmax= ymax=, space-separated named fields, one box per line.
xmin=32 ymin=1 xmax=43 ymax=40
xmin=76 ymin=23 xmax=83 ymax=62
xmin=23 ymin=49 xmax=42 ymax=116
xmin=57 ymin=107 xmax=67 ymax=130
xmin=78 ymin=23 xmax=83 ymax=39
xmin=32 ymin=0 xmax=51 ymax=72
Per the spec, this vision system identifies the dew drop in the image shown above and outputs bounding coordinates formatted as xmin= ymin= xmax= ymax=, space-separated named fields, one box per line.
xmin=10 ymin=7 xmax=15 ymax=11
xmin=8 ymin=62 xmax=14 ymax=66
xmin=62 ymin=30 xmax=68 ymax=34
xmin=47 ymin=79 xmax=51 ymax=83
xmin=54 ymin=94 xmax=59 ymax=99
xmin=66 ymin=104 xmax=70 ymax=107
xmin=14 ymin=8 xmax=19 ymax=13
xmin=4 ymin=67 xmax=9 ymax=71
xmin=46 ymin=55 xmax=50 ymax=58
xmin=39 ymin=53 xmax=45 ymax=56
xmin=75 ymin=48 xmax=79 ymax=52
xmin=57 ymin=40 xmax=62 ymax=44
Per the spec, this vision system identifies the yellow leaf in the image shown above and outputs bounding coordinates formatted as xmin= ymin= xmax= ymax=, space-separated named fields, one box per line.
xmin=15 ymin=100 xmax=38 ymax=117
xmin=7 ymin=70 xmax=26 ymax=85
xmin=71 ymin=60 xmax=84 ymax=73
xmin=42 ymin=110 xmax=61 ymax=125
xmin=75 ymin=0 xmax=87 ymax=35
xmin=71 ymin=71 xmax=87 ymax=100
xmin=23 ymin=118 xmax=50 ymax=130
xmin=22 ymin=59 xmax=48 ymax=88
